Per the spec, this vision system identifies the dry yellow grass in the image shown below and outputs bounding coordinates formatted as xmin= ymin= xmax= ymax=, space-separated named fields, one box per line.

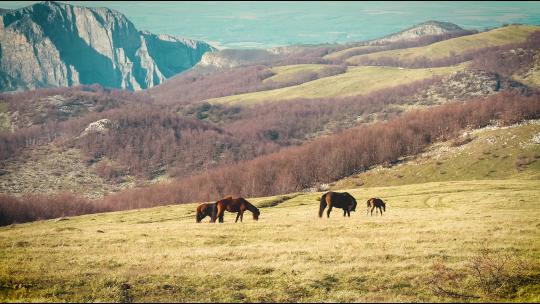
xmin=1 ymin=179 xmax=539 ymax=302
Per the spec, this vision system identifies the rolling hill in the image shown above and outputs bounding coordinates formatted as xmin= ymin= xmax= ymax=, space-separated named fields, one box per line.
xmin=333 ymin=119 xmax=540 ymax=189
xmin=345 ymin=25 xmax=540 ymax=65
xmin=207 ymin=64 xmax=465 ymax=105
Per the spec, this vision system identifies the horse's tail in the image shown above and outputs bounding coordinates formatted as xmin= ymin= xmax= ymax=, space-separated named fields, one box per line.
xmin=319 ymin=193 xmax=328 ymax=218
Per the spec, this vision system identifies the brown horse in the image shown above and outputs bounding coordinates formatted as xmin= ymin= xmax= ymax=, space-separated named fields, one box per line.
xmin=367 ymin=198 xmax=386 ymax=216
xmin=196 ymin=202 xmax=217 ymax=223
xmin=214 ymin=196 xmax=260 ymax=223
xmin=319 ymin=191 xmax=357 ymax=218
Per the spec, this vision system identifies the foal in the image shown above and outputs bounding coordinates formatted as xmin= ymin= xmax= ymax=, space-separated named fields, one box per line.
xmin=367 ymin=198 xmax=386 ymax=216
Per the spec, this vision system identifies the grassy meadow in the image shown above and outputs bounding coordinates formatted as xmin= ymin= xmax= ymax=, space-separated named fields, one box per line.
xmin=1 ymin=178 xmax=539 ymax=302
xmin=207 ymin=65 xmax=463 ymax=106
xmin=262 ymin=64 xmax=341 ymax=84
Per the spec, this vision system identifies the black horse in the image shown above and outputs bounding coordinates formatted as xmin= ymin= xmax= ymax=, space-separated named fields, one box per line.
xmin=319 ymin=191 xmax=357 ymax=218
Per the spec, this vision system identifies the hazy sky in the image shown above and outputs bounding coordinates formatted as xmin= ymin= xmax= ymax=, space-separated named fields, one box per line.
xmin=3 ymin=1 xmax=540 ymax=48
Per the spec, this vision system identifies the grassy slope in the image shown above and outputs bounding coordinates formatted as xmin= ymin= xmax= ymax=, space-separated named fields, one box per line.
xmin=323 ymin=45 xmax=384 ymax=60
xmin=514 ymin=51 xmax=540 ymax=89
xmin=1 ymin=180 xmax=538 ymax=302
xmin=207 ymin=65 xmax=463 ymax=106
xmin=333 ymin=120 xmax=540 ymax=189
xmin=323 ymin=45 xmax=387 ymax=61
xmin=262 ymin=64 xmax=338 ymax=84
xmin=346 ymin=25 xmax=540 ymax=65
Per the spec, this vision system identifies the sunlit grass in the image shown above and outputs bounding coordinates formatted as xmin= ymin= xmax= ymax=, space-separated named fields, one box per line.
xmin=1 ymin=179 xmax=539 ymax=302
xmin=207 ymin=65 xmax=463 ymax=106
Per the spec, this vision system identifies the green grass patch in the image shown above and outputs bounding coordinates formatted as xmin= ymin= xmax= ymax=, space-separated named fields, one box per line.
xmin=334 ymin=120 xmax=540 ymax=189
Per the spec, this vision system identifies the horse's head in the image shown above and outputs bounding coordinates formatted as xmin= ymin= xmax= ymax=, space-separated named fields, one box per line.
xmin=381 ymin=201 xmax=386 ymax=212
xmin=253 ymin=209 xmax=260 ymax=221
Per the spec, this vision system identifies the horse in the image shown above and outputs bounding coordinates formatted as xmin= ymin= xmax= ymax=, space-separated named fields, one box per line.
xmin=214 ymin=196 xmax=260 ymax=223
xmin=319 ymin=191 xmax=357 ymax=218
xmin=367 ymin=198 xmax=386 ymax=216
xmin=196 ymin=202 xmax=217 ymax=223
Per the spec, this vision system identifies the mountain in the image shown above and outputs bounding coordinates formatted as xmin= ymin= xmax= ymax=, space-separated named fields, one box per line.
xmin=368 ymin=20 xmax=466 ymax=45
xmin=0 ymin=1 xmax=215 ymax=92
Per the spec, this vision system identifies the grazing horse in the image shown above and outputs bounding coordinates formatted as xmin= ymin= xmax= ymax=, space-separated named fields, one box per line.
xmin=319 ymin=191 xmax=357 ymax=218
xmin=196 ymin=202 xmax=217 ymax=223
xmin=367 ymin=198 xmax=386 ymax=216
xmin=214 ymin=196 xmax=260 ymax=223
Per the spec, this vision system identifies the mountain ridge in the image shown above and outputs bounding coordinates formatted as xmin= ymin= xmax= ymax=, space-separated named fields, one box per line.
xmin=0 ymin=1 xmax=215 ymax=92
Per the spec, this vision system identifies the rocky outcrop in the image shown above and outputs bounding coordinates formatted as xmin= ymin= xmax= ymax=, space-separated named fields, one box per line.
xmin=197 ymin=49 xmax=280 ymax=70
xmin=368 ymin=21 xmax=465 ymax=45
xmin=80 ymin=118 xmax=116 ymax=137
xmin=413 ymin=70 xmax=531 ymax=104
xmin=0 ymin=1 xmax=215 ymax=92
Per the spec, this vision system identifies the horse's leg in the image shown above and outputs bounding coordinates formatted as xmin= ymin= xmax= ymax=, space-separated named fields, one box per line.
xmin=218 ymin=206 xmax=224 ymax=223
xmin=235 ymin=212 xmax=240 ymax=223
xmin=240 ymin=210 xmax=244 ymax=222
xmin=347 ymin=210 xmax=351 ymax=217
xmin=371 ymin=206 xmax=375 ymax=216
xmin=327 ymin=205 xmax=333 ymax=218
xmin=379 ymin=207 xmax=383 ymax=216
xmin=343 ymin=209 xmax=347 ymax=217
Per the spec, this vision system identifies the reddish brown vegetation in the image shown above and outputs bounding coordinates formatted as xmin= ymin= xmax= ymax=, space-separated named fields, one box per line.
xmin=0 ymin=192 xmax=99 ymax=226
xmin=97 ymin=91 xmax=540 ymax=210
xmin=2 ymin=90 xmax=539 ymax=225
xmin=0 ymin=85 xmax=148 ymax=162
xmin=148 ymin=64 xmax=346 ymax=105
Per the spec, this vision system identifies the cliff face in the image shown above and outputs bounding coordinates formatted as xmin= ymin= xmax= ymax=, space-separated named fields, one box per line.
xmin=0 ymin=1 xmax=215 ymax=91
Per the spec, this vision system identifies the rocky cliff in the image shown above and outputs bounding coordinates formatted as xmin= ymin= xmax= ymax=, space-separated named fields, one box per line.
xmin=0 ymin=1 xmax=215 ymax=91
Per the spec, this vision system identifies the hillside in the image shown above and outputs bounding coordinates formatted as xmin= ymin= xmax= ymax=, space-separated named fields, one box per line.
xmin=1 ymin=20 xmax=539 ymax=220
xmin=346 ymin=25 xmax=540 ymax=65
xmin=333 ymin=119 xmax=540 ymax=189
xmin=207 ymin=64 xmax=464 ymax=105
xmin=1 ymin=179 xmax=538 ymax=302
xmin=0 ymin=1 xmax=215 ymax=91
